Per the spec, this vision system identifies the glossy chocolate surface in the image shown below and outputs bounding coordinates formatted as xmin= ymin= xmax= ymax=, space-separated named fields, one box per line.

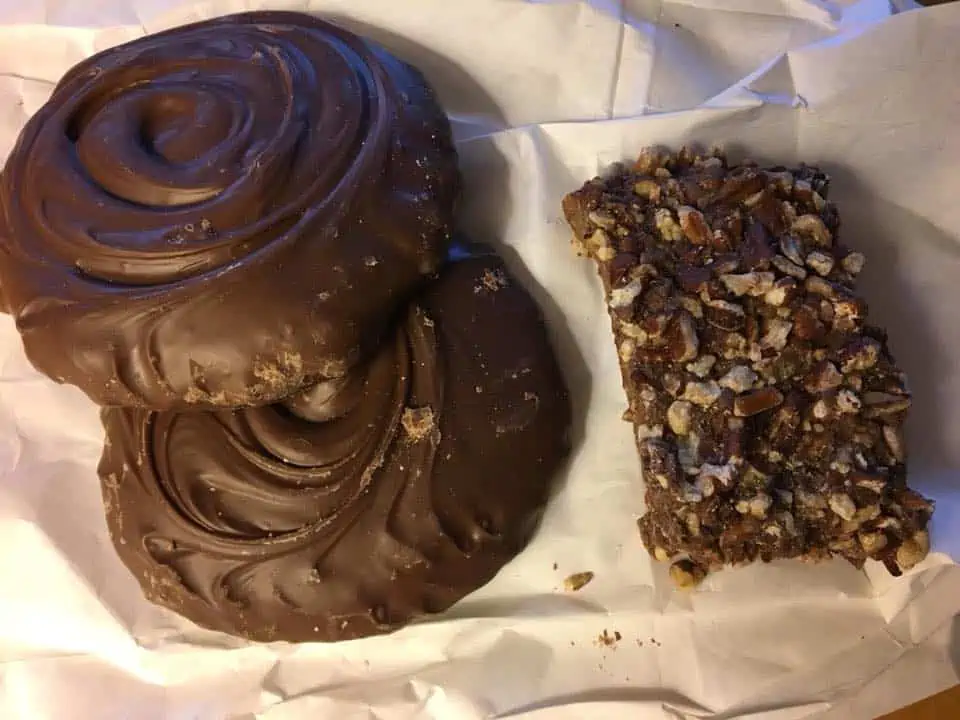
xmin=99 ymin=252 xmax=572 ymax=642
xmin=0 ymin=12 xmax=459 ymax=408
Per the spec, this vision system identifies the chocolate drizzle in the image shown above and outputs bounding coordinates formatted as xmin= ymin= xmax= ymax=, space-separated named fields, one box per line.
xmin=99 ymin=254 xmax=572 ymax=642
xmin=0 ymin=12 xmax=459 ymax=408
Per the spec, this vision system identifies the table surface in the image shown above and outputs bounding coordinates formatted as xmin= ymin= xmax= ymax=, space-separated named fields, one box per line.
xmin=881 ymin=685 xmax=960 ymax=719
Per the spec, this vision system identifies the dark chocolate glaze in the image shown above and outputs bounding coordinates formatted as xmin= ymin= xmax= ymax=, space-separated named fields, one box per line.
xmin=98 ymin=252 xmax=572 ymax=642
xmin=0 ymin=12 xmax=459 ymax=409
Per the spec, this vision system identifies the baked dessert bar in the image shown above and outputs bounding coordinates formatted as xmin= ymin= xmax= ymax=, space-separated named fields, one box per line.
xmin=562 ymin=147 xmax=933 ymax=586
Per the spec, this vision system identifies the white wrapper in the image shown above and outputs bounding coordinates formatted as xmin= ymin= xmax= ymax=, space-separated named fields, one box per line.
xmin=0 ymin=1 xmax=958 ymax=718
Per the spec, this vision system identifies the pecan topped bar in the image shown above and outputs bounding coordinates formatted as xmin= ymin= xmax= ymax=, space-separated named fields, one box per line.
xmin=562 ymin=147 xmax=933 ymax=586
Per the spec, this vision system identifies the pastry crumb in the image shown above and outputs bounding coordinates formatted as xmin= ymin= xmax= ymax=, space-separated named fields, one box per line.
xmin=563 ymin=571 xmax=594 ymax=592
xmin=475 ymin=268 xmax=509 ymax=293
xmin=401 ymin=406 xmax=437 ymax=442
xmin=595 ymin=628 xmax=619 ymax=647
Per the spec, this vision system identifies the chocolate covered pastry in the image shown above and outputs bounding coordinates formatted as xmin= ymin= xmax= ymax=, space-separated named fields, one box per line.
xmin=0 ymin=12 xmax=459 ymax=409
xmin=99 ymin=251 xmax=571 ymax=642
xmin=562 ymin=147 xmax=933 ymax=586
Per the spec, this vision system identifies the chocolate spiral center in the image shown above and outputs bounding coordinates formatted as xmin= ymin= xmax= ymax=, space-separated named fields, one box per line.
xmin=17 ymin=25 xmax=382 ymax=284
xmin=76 ymin=84 xmax=247 ymax=206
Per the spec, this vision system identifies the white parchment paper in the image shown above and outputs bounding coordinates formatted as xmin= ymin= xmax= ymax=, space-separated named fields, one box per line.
xmin=1 ymin=1 xmax=959 ymax=718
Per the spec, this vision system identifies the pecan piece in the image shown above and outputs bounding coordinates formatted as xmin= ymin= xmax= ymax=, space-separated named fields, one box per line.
xmin=741 ymin=219 xmax=777 ymax=270
xmin=640 ymin=439 xmax=681 ymax=488
xmin=791 ymin=214 xmax=832 ymax=247
xmin=841 ymin=252 xmax=866 ymax=276
xmin=667 ymin=400 xmax=694 ymax=436
xmin=861 ymin=392 xmax=911 ymax=418
xmin=772 ymin=254 xmax=807 ymax=280
xmin=721 ymin=272 xmax=775 ymax=297
xmin=896 ymin=531 xmax=930 ymax=572
xmin=668 ymin=311 xmax=700 ymax=363
xmin=838 ymin=338 xmax=881 ymax=372
xmin=719 ymin=365 xmax=758 ymax=393
xmin=779 ymin=234 xmax=805 ymax=266
xmin=682 ymin=381 xmax=723 ymax=408
xmin=669 ymin=559 xmax=706 ymax=589
xmin=804 ymin=360 xmax=843 ymax=393
xmin=734 ymin=388 xmax=784 ymax=417
xmin=806 ymin=250 xmax=835 ymax=277
xmin=678 ymin=206 xmax=712 ymax=245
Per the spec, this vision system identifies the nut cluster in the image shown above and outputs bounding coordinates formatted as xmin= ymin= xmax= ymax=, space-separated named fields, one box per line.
xmin=562 ymin=147 xmax=933 ymax=585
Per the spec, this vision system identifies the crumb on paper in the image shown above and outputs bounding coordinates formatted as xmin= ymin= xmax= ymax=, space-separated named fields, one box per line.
xmin=552 ymin=562 xmax=558 ymax=571
xmin=596 ymin=629 xmax=619 ymax=648
xmin=401 ymin=406 xmax=436 ymax=442
xmin=563 ymin=571 xmax=594 ymax=592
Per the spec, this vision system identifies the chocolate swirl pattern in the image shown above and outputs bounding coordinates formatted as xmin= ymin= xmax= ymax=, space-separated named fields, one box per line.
xmin=0 ymin=12 xmax=459 ymax=408
xmin=99 ymin=254 xmax=571 ymax=642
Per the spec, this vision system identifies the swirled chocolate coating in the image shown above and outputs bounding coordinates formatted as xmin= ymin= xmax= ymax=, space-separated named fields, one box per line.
xmin=98 ymin=252 xmax=571 ymax=642
xmin=0 ymin=12 xmax=459 ymax=409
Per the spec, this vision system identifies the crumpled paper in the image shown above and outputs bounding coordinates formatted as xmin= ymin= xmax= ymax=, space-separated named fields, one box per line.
xmin=1 ymin=1 xmax=959 ymax=718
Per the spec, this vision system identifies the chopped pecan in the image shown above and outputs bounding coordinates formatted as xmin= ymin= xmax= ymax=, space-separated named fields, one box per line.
xmin=682 ymin=381 xmax=723 ymax=407
xmin=720 ymin=272 xmax=775 ymax=297
xmin=662 ymin=372 xmax=684 ymax=397
xmin=678 ymin=206 xmax=712 ymax=245
xmin=779 ymin=234 xmax=805 ymax=266
xmin=804 ymin=275 xmax=839 ymax=299
xmin=640 ymin=439 xmax=680 ymax=488
xmin=634 ymin=148 xmax=667 ymax=174
xmin=608 ymin=278 xmax=645 ymax=311
xmin=667 ymin=400 xmax=694 ymax=436
xmin=804 ymin=360 xmax=843 ymax=393
xmin=634 ymin=179 xmax=661 ymax=201
xmin=669 ymin=560 xmax=706 ymax=589
xmin=805 ymin=251 xmax=835 ymax=277
xmin=655 ymin=208 xmax=684 ymax=242
xmin=838 ymin=337 xmax=881 ymax=372
xmin=704 ymin=298 xmax=746 ymax=332
xmin=828 ymin=493 xmax=857 ymax=521
xmin=734 ymin=388 xmax=784 ymax=417
xmin=883 ymin=425 xmax=906 ymax=463
xmin=588 ymin=210 xmax=616 ymax=229
xmin=763 ymin=277 xmax=798 ymax=307
xmin=791 ymin=214 xmax=832 ymax=247
xmin=858 ymin=532 xmax=887 ymax=555
xmin=896 ymin=531 xmax=930 ymax=571
xmin=793 ymin=305 xmax=825 ymax=341
xmin=736 ymin=493 xmax=773 ymax=519
xmin=760 ymin=319 xmax=793 ymax=352
xmin=668 ymin=311 xmax=700 ymax=362
xmin=772 ymin=254 xmax=808 ymax=280
xmin=861 ymin=392 xmax=911 ymax=418
xmin=841 ymin=252 xmax=866 ymax=275
xmin=741 ymin=219 xmax=777 ymax=270
xmin=719 ymin=365 xmax=758 ymax=393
